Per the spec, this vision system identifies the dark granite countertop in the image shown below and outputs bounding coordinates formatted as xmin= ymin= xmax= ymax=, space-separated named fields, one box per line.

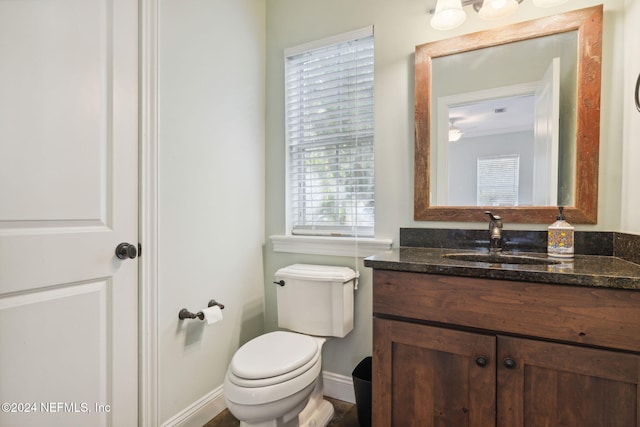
xmin=364 ymin=247 xmax=640 ymax=291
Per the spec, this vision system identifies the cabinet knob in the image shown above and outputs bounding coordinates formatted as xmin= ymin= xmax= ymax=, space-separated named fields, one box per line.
xmin=475 ymin=356 xmax=488 ymax=367
xmin=503 ymin=357 xmax=517 ymax=369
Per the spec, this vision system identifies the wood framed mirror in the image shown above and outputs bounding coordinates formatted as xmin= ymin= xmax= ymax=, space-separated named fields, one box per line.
xmin=414 ymin=5 xmax=602 ymax=223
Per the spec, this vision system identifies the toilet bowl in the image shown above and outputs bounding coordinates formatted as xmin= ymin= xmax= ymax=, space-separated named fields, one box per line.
xmin=223 ymin=264 xmax=358 ymax=427
xmin=223 ymin=332 xmax=329 ymax=427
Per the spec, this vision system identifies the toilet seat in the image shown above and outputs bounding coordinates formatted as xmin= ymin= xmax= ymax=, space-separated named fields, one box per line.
xmin=224 ymin=332 xmax=323 ymax=406
xmin=229 ymin=331 xmax=320 ymax=388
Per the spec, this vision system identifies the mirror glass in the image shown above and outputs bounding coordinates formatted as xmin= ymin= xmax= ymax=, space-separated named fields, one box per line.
xmin=414 ymin=6 xmax=602 ymax=223
xmin=431 ymin=31 xmax=577 ymax=207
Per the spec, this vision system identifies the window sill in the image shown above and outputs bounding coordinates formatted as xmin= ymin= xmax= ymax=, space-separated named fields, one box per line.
xmin=270 ymin=235 xmax=393 ymax=257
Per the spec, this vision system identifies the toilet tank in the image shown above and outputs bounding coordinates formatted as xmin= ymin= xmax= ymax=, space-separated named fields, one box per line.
xmin=274 ymin=264 xmax=358 ymax=338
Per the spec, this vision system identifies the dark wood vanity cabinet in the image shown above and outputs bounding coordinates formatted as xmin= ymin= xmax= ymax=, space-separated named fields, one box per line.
xmin=372 ymin=270 xmax=640 ymax=427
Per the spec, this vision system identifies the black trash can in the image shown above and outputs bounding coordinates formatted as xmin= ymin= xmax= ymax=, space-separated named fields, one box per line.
xmin=352 ymin=356 xmax=372 ymax=427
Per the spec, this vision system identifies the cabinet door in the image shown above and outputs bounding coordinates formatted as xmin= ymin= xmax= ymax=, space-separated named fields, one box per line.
xmin=498 ymin=335 xmax=640 ymax=427
xmin=373 ymin=318 xmax=496 ymax=427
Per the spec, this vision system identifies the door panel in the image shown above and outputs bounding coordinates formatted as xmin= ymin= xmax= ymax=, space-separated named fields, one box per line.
xmin=0 ymin=0 xmax=138 ymax=426
xmin=0 ymin=281 xmax=109 ymax=425
xmin=498 ymin=335 xmax=640 ymax=427
xmin=0 ymin=0 xmax=107 ymax=221
xmin=374 ymin=318 xmax=496 ymax=427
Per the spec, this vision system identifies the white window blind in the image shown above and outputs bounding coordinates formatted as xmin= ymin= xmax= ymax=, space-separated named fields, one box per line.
xmin=285 ymin=28 xmax=374 ymax=237
xmin=477 ymin=154 xmax=520 ymax=206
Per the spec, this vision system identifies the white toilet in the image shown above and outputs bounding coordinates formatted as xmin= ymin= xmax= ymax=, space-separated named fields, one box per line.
xmin=224 ymin=264 xmax=358 ymax=427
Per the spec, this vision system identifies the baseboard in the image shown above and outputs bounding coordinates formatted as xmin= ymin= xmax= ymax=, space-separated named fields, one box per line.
xmin=322 ymin=371 xmax=356 ymax=404
xmin=160 ymin=385 xmax=227 ymax=427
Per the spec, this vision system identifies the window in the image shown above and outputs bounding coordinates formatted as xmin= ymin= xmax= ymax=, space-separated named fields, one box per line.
xmin=477 ymin=154 xmax=520 ymax=206
xmin=285 ymin=27 xmax=374 ymax=237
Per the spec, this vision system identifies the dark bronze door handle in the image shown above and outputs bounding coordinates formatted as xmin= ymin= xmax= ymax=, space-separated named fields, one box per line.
xmin=115 ymin=242 xmax=138 ymax=259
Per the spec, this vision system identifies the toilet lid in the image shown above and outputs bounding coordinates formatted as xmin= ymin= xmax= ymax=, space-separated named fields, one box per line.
xmin=230 ymin=331 xmax=319 ymax=380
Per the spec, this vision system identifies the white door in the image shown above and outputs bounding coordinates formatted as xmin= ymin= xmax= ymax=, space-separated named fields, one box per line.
xmin=532 ymin=57 xmax=560 ymax=206
xmin=0 ymin=1 xmax=139 ymax=426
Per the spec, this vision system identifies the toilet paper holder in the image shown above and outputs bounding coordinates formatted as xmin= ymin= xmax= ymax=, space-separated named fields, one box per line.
xmin=178 ymin=299 xmax=225 ymax=320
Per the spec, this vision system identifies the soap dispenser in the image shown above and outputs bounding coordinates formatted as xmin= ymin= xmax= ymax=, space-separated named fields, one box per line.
xmin=548 ymin=207 xmax=574 ymax=258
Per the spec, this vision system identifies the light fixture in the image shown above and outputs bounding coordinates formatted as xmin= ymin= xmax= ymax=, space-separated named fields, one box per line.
xmin=532 ymin=0 xmax=568 ymax=7
xmin=430 ymin=0 xmax=563 ymax=31
xmin=448 ymin=120 xmax=463 ymax=142
xmin=478 ymin=0 xmax=520 ymax=20
xmin=430 ymin=0 xmax=467 ymax=31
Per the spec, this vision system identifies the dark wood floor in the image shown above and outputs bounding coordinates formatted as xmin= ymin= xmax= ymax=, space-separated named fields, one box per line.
xmin=203 ymin=397 xmax=360 ymax=427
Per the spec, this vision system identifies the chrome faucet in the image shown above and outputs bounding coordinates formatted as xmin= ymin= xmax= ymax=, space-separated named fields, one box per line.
xmin=485 ymin=211 xmax=503 ymax=252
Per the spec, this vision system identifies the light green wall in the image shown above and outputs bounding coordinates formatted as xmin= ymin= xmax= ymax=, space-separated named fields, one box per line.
xmin=266 ymin=0 xmax=627 ymax=377
xmin=622 ymin=0 xmax=640 ymax=233
xmin=158 ymin=0 xmax=266 ymax=422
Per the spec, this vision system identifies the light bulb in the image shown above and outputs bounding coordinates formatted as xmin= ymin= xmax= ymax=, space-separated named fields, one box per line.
xmin=431 ymin=0 xmax=467 ymax=30
xmin=478 ymin=0 xmax=519 ymax=20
